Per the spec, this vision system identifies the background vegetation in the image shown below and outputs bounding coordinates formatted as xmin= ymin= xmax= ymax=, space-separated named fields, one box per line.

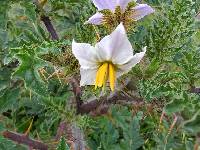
xmin=0 ymin=0 xmax=200 ymax=149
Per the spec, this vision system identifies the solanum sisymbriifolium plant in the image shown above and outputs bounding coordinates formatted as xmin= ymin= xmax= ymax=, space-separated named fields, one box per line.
xmin=1 ymin=0 xmax=200 ymax=149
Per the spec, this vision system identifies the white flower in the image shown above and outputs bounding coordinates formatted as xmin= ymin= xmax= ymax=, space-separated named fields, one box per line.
xmin=86 ymin=0 xmax=155 ymax=25
xmin=72 ymin=23 xmax=146 ymax=91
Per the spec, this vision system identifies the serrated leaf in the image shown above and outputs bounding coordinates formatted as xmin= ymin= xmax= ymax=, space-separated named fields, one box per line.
xmin=164 ymin=92 xmax=192 ymax=115
xmin=0 ymin=67 xmax=12 ymax=91
xmin=0 ymin=1 xmax=9 ymax=29
xmin=56 ymin=137 xmax=70 ymax=150
xmin=164 ymin=99 xmax=186 ymax=115
xmin=144 ymin=57 xmax=161 ymax=78
xmin=12 ymin=52 xmax=48 ymax=96
xmin=119 ymin=113 xmax=144 ymax=150
xmin=0 ymin=88 xmax=20 ymax=113
xmin=184 ymin=112 xmax=200 ymax=134
xmin=20 ymin=1 xmax=36 ymax=21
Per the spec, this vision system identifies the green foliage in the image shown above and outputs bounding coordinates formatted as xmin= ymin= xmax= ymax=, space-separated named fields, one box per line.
xmin=13 ymin=51 xmax=48 ymax=96
xmin=0 ymin=88 xmax=20 ymax=113
xmin=56 ymin=136 xmax=70 ymax=150
xmin=0 ymin=0 xmax=200 ymax=149
xmin=87 ymin=107 xmax=144 ymax=150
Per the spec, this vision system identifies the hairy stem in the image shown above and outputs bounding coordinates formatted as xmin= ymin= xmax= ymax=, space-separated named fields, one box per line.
xmin=41 ymin=16 xmax=59 ymax=40
xmin=3 ymin=131 xmax=48 ymax=150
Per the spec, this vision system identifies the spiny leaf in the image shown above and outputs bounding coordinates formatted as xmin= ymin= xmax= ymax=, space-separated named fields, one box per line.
xmin=0 ymin=88 xmax=20 ymax=113
xmin=12 ymin=52 xmax=49 ymax=96
xmin=56 ymin=137 xmax=70 ymax=150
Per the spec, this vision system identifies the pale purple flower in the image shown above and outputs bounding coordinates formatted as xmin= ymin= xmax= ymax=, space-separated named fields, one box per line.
xmin=86 ymin=0 xmax=155 ymax=25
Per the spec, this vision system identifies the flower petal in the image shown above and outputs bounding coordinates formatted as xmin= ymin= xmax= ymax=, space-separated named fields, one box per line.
xmin=117 ymin=47 xmax=147 ymax=77
xmin=72 ymin=40 xmax=99 ymax=69
xmin=85 ymin=12 xmax=103 ymax=25
xmin=117 ymin=0 xmax=132 ymax=11
xmin=80 ymin=68 xmax=97 ymax=86
xmin=95 ymin=23 xmax=133 ymax=64
xmin=132 ymin=4 xmax=155 ymax=21
xmin=92 ymin=0 xmax=116 ymax=11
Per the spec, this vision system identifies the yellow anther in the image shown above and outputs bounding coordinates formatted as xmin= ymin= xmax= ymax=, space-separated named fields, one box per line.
xmin=95 ymin=62 xmax=116 ymax=91
xmin=109 ymin=64 xmax=116 ymax=91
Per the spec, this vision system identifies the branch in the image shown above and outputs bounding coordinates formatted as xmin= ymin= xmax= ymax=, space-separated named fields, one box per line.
xmin=55 ymin=121 xmax=87 ymax=150
xmin=33 ymin=0 xmax=59 ymax=40
xmin=191 ymin=87 xmax=200 ymax=94
xmin=41 ymin=16 xmax=59 ymax=40
xmin=3 ymin=131 xmax=48 ymax=150
xmin=78 ymin=79 xmax=144 ymax=115
xmin=70 ymin=77 xmax=83 ymax=114
xmin=55 ymin=121 xmax=69 ymax=141
xmin=84 ymin=84 xmax=199 ymax=115
xmin=65 ymin=78 xmax=144 ymax=116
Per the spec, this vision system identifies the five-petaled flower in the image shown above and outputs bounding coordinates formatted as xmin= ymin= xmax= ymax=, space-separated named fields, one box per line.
xmin=72 ymin=23 xmax=146 ymax=91
xmin=86 ymin=0 xmax=155 ymax=25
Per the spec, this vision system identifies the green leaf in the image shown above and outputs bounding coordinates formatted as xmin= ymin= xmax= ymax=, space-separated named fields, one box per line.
xmin=56 ymin=137 xmax=70 ymax=150
xmin=21 ymin=1 xmax=37 ymax=21
xmin=184 ymin=111 xmax=200 ymax=134
xmin=0 ymin=88 xmax=20 ymax=113
xmin=87 ymin=107 xmax=144 ymax=150
xmin=0 ymin=67 xmax=12 ymax=92
xmin=12 ymin=52 xmax=48 ymax=96
xmin=164 ymin=98 xmax=186 ymax=115
xmin=144 ymin=57 xmax=161 ymax=78
xmin=164 ymin=92 xmax=193 ymax=115
xmin=0 ymin=1 xmax=9 ymax=29
xmin=119 ymin=113 xmax=144 ymax=150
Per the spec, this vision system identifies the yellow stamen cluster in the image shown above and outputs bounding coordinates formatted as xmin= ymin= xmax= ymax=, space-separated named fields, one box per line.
xmin=95 ymin=62 xmax=116 ymax=91
xmin=100 ymin=2 xmax=137 ymax=31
